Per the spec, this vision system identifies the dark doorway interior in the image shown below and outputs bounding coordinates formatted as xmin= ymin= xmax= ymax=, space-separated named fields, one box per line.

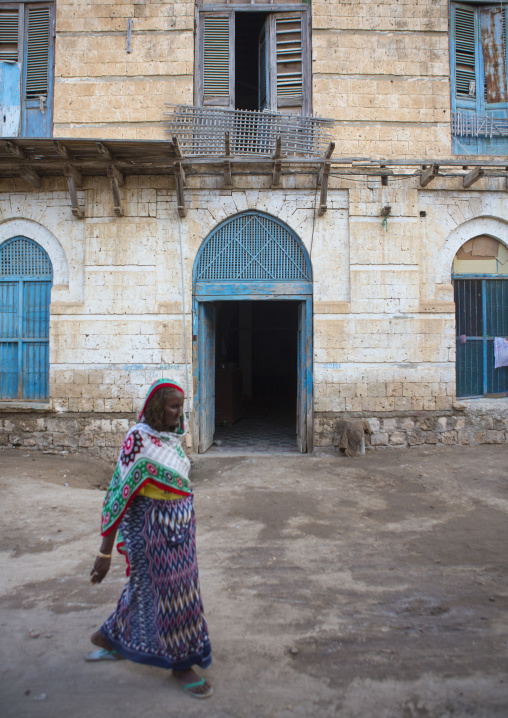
xmin=235 ymin=12 xmax=267 ymax=110
xmin=213 ymin=300 xmax=298 ymax=451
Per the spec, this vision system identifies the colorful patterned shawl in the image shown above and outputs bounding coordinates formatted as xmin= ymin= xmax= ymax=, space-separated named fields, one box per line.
xmin=101 ymin=379 xmax=192 ymax=536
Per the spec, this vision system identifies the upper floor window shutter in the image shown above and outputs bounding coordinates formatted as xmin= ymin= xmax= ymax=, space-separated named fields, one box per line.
xmin=480 ymin=6 xmax=507 ymax=104
xmin=201 ymin=12 xmax=233 ymax=107
xmin=258 ymin=22 xmax=268 ymax=111
xmin=269 ymin=12 xmax=310 ymax=115
xmin=0 ymin=8 xmax=19 ymax=62
xmin=454 ymin=5 xmax=477 ymax=100
xmin=24 ymin=5 xmax=50 ymax=100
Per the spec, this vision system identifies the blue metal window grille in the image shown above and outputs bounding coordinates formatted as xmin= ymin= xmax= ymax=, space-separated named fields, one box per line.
xmin=194 ymin=211 xmax=312 ymax=282
xmin=0 ymin=236 xmax=53 ymax=400
xmin=454 ymin=278 xmax=508 ymax=397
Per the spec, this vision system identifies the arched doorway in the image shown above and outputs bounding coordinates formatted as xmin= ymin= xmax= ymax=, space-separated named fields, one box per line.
xmin=0 ymin=236 xmax=53 ymax=400
xmin=192 ymin=211 xmax=313 ymax=453
xmin=453 ymin=235 xmax=508 ymax=397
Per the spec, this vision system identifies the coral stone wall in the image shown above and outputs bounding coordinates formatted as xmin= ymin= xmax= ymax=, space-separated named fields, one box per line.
xmin=53 ymin=0 xmax=195 ymax=139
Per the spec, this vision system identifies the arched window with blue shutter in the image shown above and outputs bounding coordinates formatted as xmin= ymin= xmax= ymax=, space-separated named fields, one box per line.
xmin=0 ymin=236 xmax=53 ymax=400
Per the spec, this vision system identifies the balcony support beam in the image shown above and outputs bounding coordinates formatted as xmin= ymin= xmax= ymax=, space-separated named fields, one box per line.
xmin=463 ymin=166 xmax=484 ymax=188
xmin=224 ymin=132 xmax=232 ymax=187
xmin=420 ymin=163 xmax=440 ymax=187
xmin=63 ymin=165 xmax=84 ymax=219
xmin=19 ymin=167 xmax=42 ymax=188
xmin=272 ymin=136 xmax=282 ymax=187
xmin=174 ymin=161 xmax=187 ymax=218
xmin=107 ymin=166 xmax=125 ymax=216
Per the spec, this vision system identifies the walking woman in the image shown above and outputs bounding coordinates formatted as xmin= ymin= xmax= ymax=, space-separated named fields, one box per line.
xmin=87 ymin=378 xmax=213 ymax=699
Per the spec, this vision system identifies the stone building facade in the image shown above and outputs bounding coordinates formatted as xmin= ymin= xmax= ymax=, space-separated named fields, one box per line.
xmin=1 ymin=0 xmax=507 ymax=458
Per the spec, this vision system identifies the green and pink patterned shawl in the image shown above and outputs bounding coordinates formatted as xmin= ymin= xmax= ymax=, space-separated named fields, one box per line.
xmin=101 ymin=379 xmax=191 ymax=536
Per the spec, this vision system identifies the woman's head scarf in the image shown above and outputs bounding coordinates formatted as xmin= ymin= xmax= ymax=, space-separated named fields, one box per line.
xmin=101 ymin=379 xmax=191 ymax=536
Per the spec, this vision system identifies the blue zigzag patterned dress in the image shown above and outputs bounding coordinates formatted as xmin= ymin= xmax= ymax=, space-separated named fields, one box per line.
xmin=100 ymin=494 xmax=212 ymax=670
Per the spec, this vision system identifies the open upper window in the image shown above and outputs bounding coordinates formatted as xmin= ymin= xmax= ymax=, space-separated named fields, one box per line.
xmin=195 ymin=7 xmax=311 ymax=115
xmin=450 ymin=3 xmax=508 ymax=154
xmin=0 ymin=2 xmax=54 ymax=137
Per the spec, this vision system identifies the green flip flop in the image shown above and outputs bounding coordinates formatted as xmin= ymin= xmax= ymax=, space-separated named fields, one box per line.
xmin=176 ymin=676 xmax=214 ymax=699
xmin=85 ymin=648 xmax=121 ymax=662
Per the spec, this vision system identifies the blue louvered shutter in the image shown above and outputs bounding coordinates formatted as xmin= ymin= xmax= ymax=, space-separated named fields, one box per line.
xmin=22 ymin=3 xmax=54 ymax=136
xmin=0 ymin=8 xmax=19 ymax=62
xmin=0 ymin=237 xmax=52 ymax=400
xmin=451 ymin=3 xmax=508 ymax=154
xmin=0 ymin=7 xmax=21 ymax=136
xmin=201 ymin=13 xmax=233 ymax=108
xmin=273 ymin=14 xmax=303 ymax=111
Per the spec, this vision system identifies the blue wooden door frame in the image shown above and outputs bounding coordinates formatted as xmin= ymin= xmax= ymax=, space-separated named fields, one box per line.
xmin=192 ymin=291 xmax=313 ymax=453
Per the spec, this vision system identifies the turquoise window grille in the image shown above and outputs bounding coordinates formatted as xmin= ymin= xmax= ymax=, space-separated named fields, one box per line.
xmin=0 ymin=236 xmax=53 ymax=400
xmin=454 ymin=278 xmax=508 ymax=397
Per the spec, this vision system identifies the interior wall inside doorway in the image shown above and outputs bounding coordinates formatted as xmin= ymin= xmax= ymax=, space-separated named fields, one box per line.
xmin=215 ymin=300 xmax=298 ymax=421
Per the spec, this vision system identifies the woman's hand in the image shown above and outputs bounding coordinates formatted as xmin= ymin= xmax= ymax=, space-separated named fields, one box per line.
xmin=90 ymin=555 xmax=111 ymax=584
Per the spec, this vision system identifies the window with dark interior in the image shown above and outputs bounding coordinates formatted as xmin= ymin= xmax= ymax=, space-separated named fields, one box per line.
xmin=195 ymin=5 xmax=311 ymax=115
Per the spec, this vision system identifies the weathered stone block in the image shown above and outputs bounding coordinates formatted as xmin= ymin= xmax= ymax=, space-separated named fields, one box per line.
xmin=389 ymin=431 xmax=405 ymax=445
xmin=407 ymin=431 xmax=425 ymax=446
xmin=441 ymin=431 xmax=458 ymax=445
xmin=485 ymin=430 xmax=506 ymax=444
xmin=418 ymin=417 xmax=437 ymax=431
xmin=371 ymin=432 xmax=389 ymax=446
xmin=425 ymin=432 xmax=439 ymax=444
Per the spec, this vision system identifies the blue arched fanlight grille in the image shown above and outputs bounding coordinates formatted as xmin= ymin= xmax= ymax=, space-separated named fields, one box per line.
xmin=0 ymin=236 xmax=53 ymax=277
xmin=0 ymin=237 xmax=53 ymax=400
xmin=195 ymin=212 xmax=311 ymax=282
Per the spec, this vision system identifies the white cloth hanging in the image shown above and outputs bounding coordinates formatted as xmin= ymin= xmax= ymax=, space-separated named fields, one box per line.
xmin=494 ymin=337 xmax=508 ymax=369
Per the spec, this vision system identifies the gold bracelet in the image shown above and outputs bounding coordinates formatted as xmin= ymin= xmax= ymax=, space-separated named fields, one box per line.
xmin=97 ymin=551 xmax=112 ymax=559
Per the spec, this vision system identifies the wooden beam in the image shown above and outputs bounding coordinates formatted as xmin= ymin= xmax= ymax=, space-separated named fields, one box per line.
xmin=96 ymin=142 xmax=113 ymax=161
xmin=223 ymin=160 xmax=232 ymax=187
xmin=272 ymin=136 xmax=282 ymax=187
xmin=174 ymin=161 xmax=187 ymax=218
xmin=420 ymin=163 xmax=440 ymax=187
xmin=273 ymin=136 xmax=282 ymax=160
xmin=463 ymin=166 xmax=484 ymax=188
xmin=107 ymin=166 xmax=124 ymax=216
xmin=19 ymin=167 xmax=41 ymax=188
xmin=318 ymin=162 xmax=330 ymax=216
xmin=318 ymin=142 xmax=336 ymax=187
xmin=53 ymin=140 xmax=71 ymax=160
xmin=63 ymin=165 xmax=84 ymax=218
xmin=324 ymin=141 xmax=335 ymax=159
xmin=272 ymin=159 xmax=282 ymax=187
xmin=107 ymin=165 xmax=125 ymax=187
xmin=172 ymin=136 xmax=182 ymax=159
xmin=63 ymin=164 xmax=83 ymax=187
xmin=2 ymin=141 xmax=26 ymax=160
xmin=223 ymin=132 xmax=232 ymax=186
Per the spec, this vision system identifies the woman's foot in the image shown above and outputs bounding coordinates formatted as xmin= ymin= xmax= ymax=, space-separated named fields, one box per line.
xmin=172 ymin=668 xmax=213 ymax=698
xmin=90 ymin=630 xmax=114 ymax=651
xmin=88 ymin=630 xmax=124 ymax=660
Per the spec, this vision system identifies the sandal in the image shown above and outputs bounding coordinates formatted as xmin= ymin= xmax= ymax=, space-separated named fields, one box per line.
xmin=85 ymin=648 xmax=122 ymax=662
xmin=175 ymin=676 xmax=214 ymax=699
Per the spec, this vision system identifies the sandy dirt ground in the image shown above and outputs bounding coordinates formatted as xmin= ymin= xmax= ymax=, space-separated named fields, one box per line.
xmin=1 ymin=444 xmax=508 ymax=718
